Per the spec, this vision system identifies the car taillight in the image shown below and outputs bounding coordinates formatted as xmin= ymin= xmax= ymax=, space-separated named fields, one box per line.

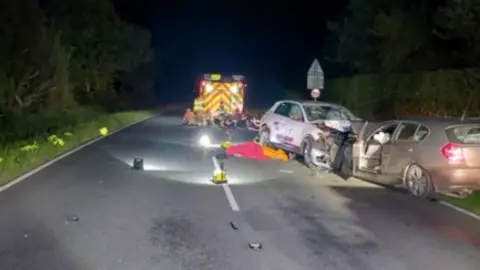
xmin=440 ymin=143 xmax=465 ymax=163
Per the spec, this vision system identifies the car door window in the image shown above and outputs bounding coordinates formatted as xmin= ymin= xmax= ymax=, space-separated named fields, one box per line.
xmin=368 ymin=123 xmax=398 ymax=143
xmin=274 ymin=102 xmax=291 ymax=117
xmin=288 ymin=104 xmax=304 ymax=122
xmin=395 ymin=122 xmax=419 ymax=141
xmin=413 ymin=125 xmax=429 ymax=141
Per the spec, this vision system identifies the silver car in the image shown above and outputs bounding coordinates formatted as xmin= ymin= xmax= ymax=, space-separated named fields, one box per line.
xmin=258 ymin=99 xmax=358 ymax=167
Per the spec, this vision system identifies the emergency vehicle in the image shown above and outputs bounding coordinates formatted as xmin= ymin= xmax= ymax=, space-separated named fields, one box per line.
xmin=196 ymin=74 xmax=246 ymax=115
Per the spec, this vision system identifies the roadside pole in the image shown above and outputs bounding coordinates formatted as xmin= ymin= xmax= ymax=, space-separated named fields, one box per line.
xmin=307 ymin=59 xmax=324 ymax=101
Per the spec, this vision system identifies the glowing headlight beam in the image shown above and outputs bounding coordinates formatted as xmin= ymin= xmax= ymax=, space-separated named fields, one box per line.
xmin=199 ymin=134 xmax=211 ymax=147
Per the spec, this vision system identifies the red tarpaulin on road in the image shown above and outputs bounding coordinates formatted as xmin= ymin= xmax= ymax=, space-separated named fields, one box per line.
xmin=225 ymin=141 xmax=288 ymax=161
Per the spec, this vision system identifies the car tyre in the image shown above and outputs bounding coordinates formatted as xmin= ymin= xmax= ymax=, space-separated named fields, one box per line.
xmin=259 ymin=127 xmax=271 ymax=146
xmin=405 ymin=164 xmax=436 ymax=199
xmin=302 ymin=137 xmax=314 ymax=167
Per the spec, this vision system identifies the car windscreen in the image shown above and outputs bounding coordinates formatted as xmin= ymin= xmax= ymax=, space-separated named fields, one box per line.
xmin=303 ymin=105 xmax=354 ymax=122
xmin=446 ymin=124 xmax=480 ymax=144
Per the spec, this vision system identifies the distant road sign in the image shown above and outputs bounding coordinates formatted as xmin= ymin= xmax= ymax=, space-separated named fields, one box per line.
xmin=311 ymin=89 xmax=320 ymax=100
xmin=307 ymin=59 xmax=324 ymax=90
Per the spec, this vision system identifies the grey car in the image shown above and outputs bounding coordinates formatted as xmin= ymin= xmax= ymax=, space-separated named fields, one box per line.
xmin=351 ymin=118 xmax=480 ymax=198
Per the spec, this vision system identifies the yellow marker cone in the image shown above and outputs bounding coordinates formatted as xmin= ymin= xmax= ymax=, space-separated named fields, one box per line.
xmin=221 ymin=141 xmax=232 ymax=149
xmin=212 ymin=168 xmax=227 ymax=184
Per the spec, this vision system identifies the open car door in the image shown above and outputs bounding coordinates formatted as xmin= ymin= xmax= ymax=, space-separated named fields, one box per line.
xmin=331 ymin=119 xmax=370 ymax=180
xmin=353 ymin=121 xmax=398 ymax=172
xmin=353 ymin=121 xmax=401 ymax=182
xmin=352 ymin=120 xmax=375 ymax=171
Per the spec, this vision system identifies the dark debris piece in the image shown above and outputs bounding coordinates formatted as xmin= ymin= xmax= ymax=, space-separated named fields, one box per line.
xmin=230 ymin=222 xmax=239 ymax=230
xmin=132 ymin=157 xmax=144 ymax=170
xmin=248 ymin=242 xmax=263 ymax=250
xmin=65 ymin=215 xmax=79 ymax=223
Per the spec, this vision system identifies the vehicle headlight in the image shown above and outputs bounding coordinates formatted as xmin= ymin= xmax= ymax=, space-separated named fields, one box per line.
xmin=205 ymin=84 xmax=214 ymax=92
xmin=230 ymin=85 xmax=238 ymax=93
xmin=198 ymin=134 xmax=211 ymax=147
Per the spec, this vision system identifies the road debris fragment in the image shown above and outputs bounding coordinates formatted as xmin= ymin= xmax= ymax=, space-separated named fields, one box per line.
xmin=248 ymin=242 xmax=263 ymax=250
xmin=65 ymin=215 xmax=79 ymax=224
xmin=230 ymin=221 xmax=239 ymax=230
xmin=132 ymin=157 xmax=144 ymax=170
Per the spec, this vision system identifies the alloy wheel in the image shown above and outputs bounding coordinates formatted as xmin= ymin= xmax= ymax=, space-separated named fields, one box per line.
xmin=303 ymin=140 xmax=312 ymax=165
xmin=406 ymin=165 xmax=429 ymax=197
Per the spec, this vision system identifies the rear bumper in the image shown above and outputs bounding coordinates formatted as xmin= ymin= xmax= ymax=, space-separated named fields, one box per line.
xmin=431 ymin=168 xmax=480 ymax=191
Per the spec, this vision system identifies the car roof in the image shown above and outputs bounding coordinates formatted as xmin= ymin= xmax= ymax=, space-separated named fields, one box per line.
xmin=387 ymin=116 xmax=480 ymax=128
xmin=277 ymin=99 xmax=346 ymax=108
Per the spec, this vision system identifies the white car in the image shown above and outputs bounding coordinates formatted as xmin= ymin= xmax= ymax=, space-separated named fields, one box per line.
xmin=258 ymin=100 xmax=359 ymax=166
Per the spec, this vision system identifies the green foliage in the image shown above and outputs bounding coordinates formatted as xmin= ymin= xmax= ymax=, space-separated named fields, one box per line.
xmin=0 ymin=0 xmax=154 ymax=143
xmin=0 ymin=110 xmax=155 ymax=185
xmin=325 ymin=69 xmax=480 ymax=119
xmin=371 ymin=8 xmax=431 ymax=71
xmin=326 ymin=1 xmax=378 ymax=72
xmin=325 ymin=0 xmax=480 ymax=72
xmin=325 ymin=0 xmax=480 ymax=118
xmin=434 ymin=0 xmax=480 ymax=67
xmin=441 ymin=193 xmax=480 ymax=215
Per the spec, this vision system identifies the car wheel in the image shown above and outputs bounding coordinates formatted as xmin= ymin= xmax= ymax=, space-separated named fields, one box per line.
xmin=259 ymin=127 xmax=271 ymax=146
xmin=302 ymin=137 xmax=314 ymax=167
xmin=405 ymin=164 xmax=436 ymax=199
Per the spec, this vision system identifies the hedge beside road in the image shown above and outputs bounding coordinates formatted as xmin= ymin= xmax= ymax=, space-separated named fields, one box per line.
xmin=0 ymin=110 xmax=156 ymax=186
xmin=324 ymin=69 xmax=480 ymax=215
xmin=324 ymin=69 xmax=480 ymax=119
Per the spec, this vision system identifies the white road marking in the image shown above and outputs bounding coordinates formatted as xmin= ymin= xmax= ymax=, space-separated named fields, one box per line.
xmin=350 ymin=177 xmax=480 ymax=221
xmin=211 ymin=156 xmax=221 ymax=170
xmin=222 ymin=183 xmax=240 ymax=211
xmin=279 ymin=169 xmax=294 ymax=173
xmin=0 ymin=114 xmax=158 ymax=193
xmin=439 ymin=201 xmax=480 ymax=221
xmin=212 ymin=155 xmax=240 ymax=211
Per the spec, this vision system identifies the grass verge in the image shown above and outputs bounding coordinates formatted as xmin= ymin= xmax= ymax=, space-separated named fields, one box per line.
xmin=441 ymin=192 xmax=480 ymax=216
xmin=0 ymin=110 xmax=156 ymax=186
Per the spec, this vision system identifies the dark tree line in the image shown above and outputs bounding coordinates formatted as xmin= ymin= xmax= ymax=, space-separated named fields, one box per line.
xmin=0 ymin=0 xmax=154 ymax=142
xmin=323 ymin=0 xmax=480 ymax=118
xmin=326 ymin=0 xmax=480 ymax=74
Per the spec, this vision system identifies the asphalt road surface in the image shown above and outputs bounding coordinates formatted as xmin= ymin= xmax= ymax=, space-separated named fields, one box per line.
xmin=0 ymin=111 xmax=479 ymax=270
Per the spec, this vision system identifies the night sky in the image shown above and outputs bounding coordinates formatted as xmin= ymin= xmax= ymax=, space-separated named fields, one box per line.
xmin=113 ymin=0 xmax=348 ymax=106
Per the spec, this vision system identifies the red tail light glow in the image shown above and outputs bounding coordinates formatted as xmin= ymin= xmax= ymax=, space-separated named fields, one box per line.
xmin=440 ymin=143 xmax=465 ymax=163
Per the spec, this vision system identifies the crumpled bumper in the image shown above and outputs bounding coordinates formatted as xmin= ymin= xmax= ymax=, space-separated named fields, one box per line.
xmin=310 ymin=141 xmax=332 ymax=169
